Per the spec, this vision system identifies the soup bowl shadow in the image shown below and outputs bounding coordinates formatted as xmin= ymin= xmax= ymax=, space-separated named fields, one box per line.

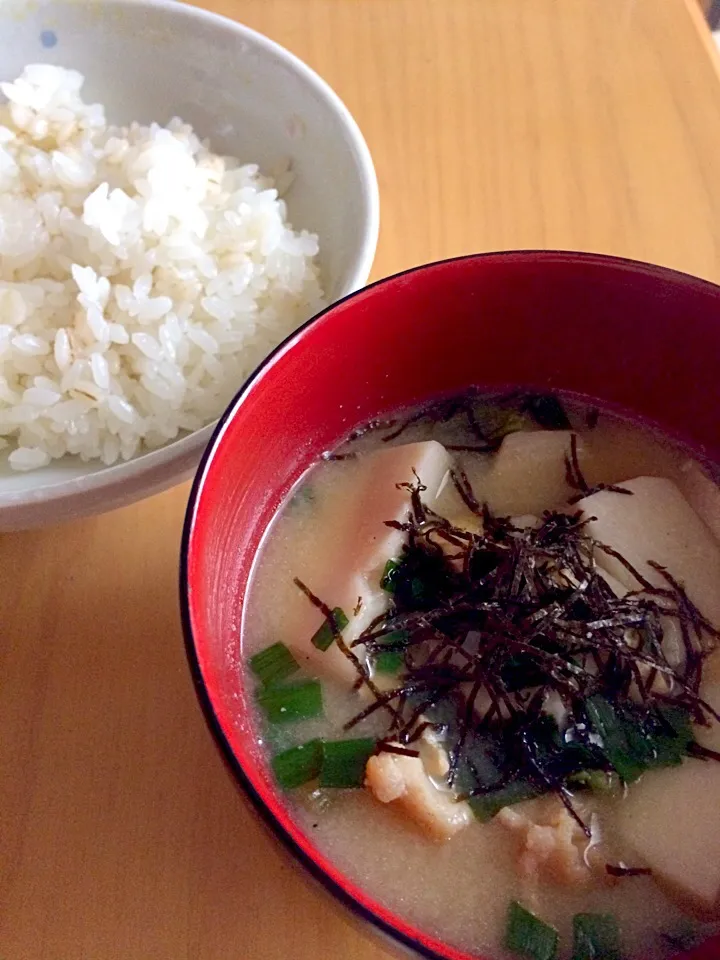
xmin=180 ymin=251 xmax=720 ymax=960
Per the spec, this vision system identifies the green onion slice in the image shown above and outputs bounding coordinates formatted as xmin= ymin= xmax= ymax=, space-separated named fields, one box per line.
xmin=572 ymin=913 xmax=621 ymax=960
xmin=646 ymin=704 xmax=693 ymax=768
xmin=469 ymin=780 xmax=541 ymax=823
xmin=374 ymin=651 xmax=405 ymax=674
xmin=272 ymin=740 xmax=323 ymax=790
xmin=380 ymin=558 xmax=402 ymax=592
xmin=373 ymin=629 xmax=410 ymax=675
xmin=505 ymin=902 xmax=559 ymax=960
xmin=249 ymin=641 xmax=300 ymax=687
xmin=585 ymin=696 xmax=645 ymax=784
xmin=257 ymin=680 xmax=323 ymax=724
xmin=586 ymin=696 xmax=693 ymax=784
xmin=567 ymin=770 xmax=618 ymax=795
xmin=319 ymin=738 xmax=376 ymax=788
xmin=310 ymin=607 xmax=349 ymax=652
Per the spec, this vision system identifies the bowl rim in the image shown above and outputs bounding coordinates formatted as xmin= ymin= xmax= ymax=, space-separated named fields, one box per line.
xmin=179 ymin=249 xmax=720 ymax=960
xmin=0 ymin=0 xmax=379 ymax=521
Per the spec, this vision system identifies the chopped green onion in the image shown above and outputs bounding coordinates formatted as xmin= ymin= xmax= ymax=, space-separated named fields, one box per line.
xmin=380 ymin=558 xmax=402 ymax=592
xmin=375 ymin=651 xmax=405 ymax=674
xmin=272 ymin=739 xmax=322 ymax=789
xmin=378 ymin=629 xmax=410 ymax=648
xmin=469 ymin=779 xmax=541 ymax=822
xmin=585 ymin=696 xmax=646 ymax=784
xmin=257 ymin=680 xmax=323 ymax=724
xmin=310 ymin=607 xmax=349 ymax=652
xmin=646 ymin=704 xmax=693 ymax=769
xmin=567 ymin=770 xmax=618 ymax=795
xmin=572 ymin=913 xmax=620 ymax=960
xmin=505 ymin=901 xmax=559 ymax=960
xmin=319 ymin=737 xmax=376 ymax=788
xmin=249 ymin=641 xmax=300 ymax=688
xmin=373 ymin=629 xmax=410 ymax=675
xmin=586 ymin=696 xmax=694 ymax=784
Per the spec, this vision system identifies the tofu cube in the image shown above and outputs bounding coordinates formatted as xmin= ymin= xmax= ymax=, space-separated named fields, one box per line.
xmin=616 ymin=762 xmax=720 ymax=919
xmin=462 ymin=430 xmax=577 ymax=517
xmin=577 ymin=477 xmax=720 ymax=631
xmin=288 ymin=441 xmax=452 ymax=684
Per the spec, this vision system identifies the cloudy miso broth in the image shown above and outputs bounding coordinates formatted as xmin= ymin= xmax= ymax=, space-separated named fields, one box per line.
xmin=243 ymin=394 xmax=720 ymax=960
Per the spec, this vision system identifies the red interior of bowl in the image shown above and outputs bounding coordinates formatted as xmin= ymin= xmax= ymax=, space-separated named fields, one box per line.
xmin=182 ymin=252 xmax=720 ymax=960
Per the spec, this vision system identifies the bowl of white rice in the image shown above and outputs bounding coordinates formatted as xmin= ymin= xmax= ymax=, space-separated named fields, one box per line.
xmin=0 ymin=0 xmax=379 ymax=530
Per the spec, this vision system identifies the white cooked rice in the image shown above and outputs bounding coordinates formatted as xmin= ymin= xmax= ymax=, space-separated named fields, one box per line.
xmin=0 ymin=64 xmax=324 ymax=471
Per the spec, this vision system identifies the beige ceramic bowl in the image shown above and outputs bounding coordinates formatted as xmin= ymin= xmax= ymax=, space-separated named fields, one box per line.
xmin=0 ymin=0 xmax=379 ymax=530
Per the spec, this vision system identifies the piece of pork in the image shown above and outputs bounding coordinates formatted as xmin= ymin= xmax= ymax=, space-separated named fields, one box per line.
xmin=365 ymin=745 xmax=472 ymax=842
xmin=497 ymin=800 xmax=602 ymax=888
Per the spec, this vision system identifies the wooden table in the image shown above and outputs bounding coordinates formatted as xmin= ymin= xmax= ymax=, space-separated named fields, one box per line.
xmin=3 ymin=1 xmax=720 ymax=957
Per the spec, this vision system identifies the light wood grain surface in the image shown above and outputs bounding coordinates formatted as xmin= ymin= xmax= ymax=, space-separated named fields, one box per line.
xmin=3 ymin=2 xmax=720 ymax=958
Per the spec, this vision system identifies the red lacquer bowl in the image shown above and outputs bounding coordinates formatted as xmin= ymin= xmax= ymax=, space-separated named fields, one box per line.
xmin=180 ymin=252 xmax=720 ymax=960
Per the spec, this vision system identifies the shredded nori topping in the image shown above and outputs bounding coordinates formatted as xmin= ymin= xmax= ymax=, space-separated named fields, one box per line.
xmin=300 ymin=394 xmax=720 ymax=837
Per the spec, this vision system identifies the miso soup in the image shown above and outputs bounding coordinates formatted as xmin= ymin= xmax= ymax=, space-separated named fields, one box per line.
xmin=244 ymin=392 xmax=720 ymax=960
